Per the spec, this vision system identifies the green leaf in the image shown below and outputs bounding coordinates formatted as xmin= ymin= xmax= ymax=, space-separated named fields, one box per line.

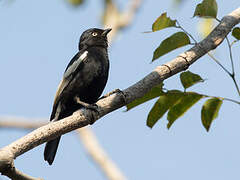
xmin=180 ymin=71 xmax=204 ymax=90
xmin=152 ymin=32 xmax=190 ymax=61
xmin=201 ymin=98 xmax=222 ymax=132
xmin=152 ymin=12 xmax=176 ymax=32
xmin=232 ymin=27 xmax=240 ymax=40
xmin=167 ymin=92 xmax=203 ymax=129
xmin=193 ymin=0 xmax=218 ymax=18
xmin=126 ymin=84 xmax=164 ymax=111
xmin=147 ymin=90 xmax=183 ymax=128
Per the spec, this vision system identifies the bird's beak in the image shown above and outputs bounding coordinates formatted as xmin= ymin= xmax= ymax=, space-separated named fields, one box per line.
xmin=102 ymin=28 xmax=112 ymax=36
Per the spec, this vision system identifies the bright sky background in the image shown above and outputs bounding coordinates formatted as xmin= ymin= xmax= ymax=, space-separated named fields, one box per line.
xmin=0 ymin=0 xmax=240 ymax=180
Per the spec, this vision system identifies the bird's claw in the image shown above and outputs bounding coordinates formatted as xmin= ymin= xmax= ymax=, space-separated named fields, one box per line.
xmin=75 ymin=96 xmax=100 ymax=125
xmin=100 ymin=89 xmax=126 ymax=103
xmin=88 ymin=104 xmax=100 ymax=125
xmin=75 ymin=96 xmax=98 ymax=110
xmin=86 ymin=103 xmax=98 ymax=111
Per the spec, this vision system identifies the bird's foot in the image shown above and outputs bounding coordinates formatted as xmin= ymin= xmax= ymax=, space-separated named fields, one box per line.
xmin=100 ymin=88 xmax=126 ymax=103
xmin=75 ymin=97 xmax=99 ymax=125
xmin=75 ymin=96 xmax=100 ymax=125
xmin=74 ymin=97 xmax=98 ymax=111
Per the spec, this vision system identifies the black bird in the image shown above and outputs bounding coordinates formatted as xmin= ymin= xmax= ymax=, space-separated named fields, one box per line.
xmin=44 ymin=28 xmax=112 ymax=165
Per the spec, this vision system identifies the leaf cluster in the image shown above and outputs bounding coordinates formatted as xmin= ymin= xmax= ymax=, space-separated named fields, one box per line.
xmin=127 ymin=71 xmax=223 ymax=131
xmin=126 ymin=0 xmax=240 ymax=132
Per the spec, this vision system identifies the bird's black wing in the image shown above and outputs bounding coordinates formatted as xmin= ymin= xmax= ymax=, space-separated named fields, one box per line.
xmin=50 ymin=49 xmax=88 ymax=120
xmin=45 ymin=50 xmax=88 ymax=165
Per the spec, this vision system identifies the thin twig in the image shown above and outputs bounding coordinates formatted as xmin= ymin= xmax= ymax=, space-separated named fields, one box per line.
xmin=202 ymin=93 xmax=240 ymax=104
xmin=166 ymin=91 xmax=240 ymax=105
xmin=215 ymin=18 xmax=221 ymax=22
xmin=231 ymin=77 xmax=240 ymax=96
xmin=222 ymin=97 xmax=240 ymax=104
xmin=207 ymin=52 xmax=232 ymax=75
xmin=226 ymin=36 xmax=240 ymax=96
xmin=226 ymin=37 xmax=235 ymax=74
xmin=177 ymin=19 xmax=240 ymax=96
xmin=176 ymin=20 xmax=198 ymax=43
xmin=208 ymin=43 xmax=240 ymax=96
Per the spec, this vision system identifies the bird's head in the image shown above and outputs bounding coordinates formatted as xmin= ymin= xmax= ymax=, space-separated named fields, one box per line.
xmin=78 ymin=28 xmax=112 ymax=50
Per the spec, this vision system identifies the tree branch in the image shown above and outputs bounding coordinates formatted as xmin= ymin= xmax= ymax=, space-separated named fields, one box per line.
xmin=74 ymin=1 xmax=142 ymax=179
xmin=0 ymin=117 xmax=45 ymax=130
xmin=77 ymin=128 xmax=127 ymax=180
xmin=103 ymin=0 xmax=142 ymax=43
xmin=1 ymin=1 xmax=143 ymax=179
xmin=118 ymin=0 xmax=142 ymax=28
xmin=0 ymin=117 xmax=127 ymax=180
xmin=0 ymin=7 xmax=240 ymax=179
xmin=1 ymin=164 xmax=42 ymax=180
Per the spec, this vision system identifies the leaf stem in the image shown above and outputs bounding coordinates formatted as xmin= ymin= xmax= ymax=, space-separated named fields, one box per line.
xmin=165 ymin=90 xmax=240 ymax=105
xmin=203 ymin=95 xmax=240 ymax=105
xmin=208 ymin=52 xmax=240 ymax=96
xmin=221 ymin=97 xmax=240 ymax=104
xmin=231 ymin=76 xmax=240 ymax=96
xmin=215 ymin=18 xmax=221 ymax=22
xmin=176 ymin=20 xmax=198 ymax=44
xmin=225 ymin=36 xmax=240 ymax=96
xmin=207 ymin=52 xmax=231 ymax=75
xmin=176 ymin=20 xmax=240 ymax=96
xmin=226 ymin=36 xmax=235 ymax=75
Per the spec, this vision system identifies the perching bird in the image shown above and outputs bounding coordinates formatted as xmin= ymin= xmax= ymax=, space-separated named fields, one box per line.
xmin=44 ymin=28 xmax=112 ymax=165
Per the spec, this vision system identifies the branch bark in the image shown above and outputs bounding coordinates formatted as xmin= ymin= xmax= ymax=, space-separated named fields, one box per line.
xmin=1 ymin=165 xmax=43 ymax=180
xmin=0 ymin=118 xmax=127 ymax=180
xmin=1 ymin=6 xmax=240 ymax=179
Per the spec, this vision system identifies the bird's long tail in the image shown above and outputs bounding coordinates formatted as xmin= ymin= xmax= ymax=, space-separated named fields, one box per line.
xmin=44 ymin=136 xmax=61 ymax=165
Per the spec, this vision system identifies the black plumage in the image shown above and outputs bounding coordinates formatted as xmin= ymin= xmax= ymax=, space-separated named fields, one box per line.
xmin=44 ymin=28 xmax=112 ymax=165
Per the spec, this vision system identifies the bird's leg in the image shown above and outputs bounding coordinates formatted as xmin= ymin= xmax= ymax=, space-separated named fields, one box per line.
xmin=99 ymin=88 xmax=126 ymax=103
xmin=74 ymin=96 xmax=100 ymax=125
xmin=98 ymin=89 xmax=124 ymax=100
xmin=74 ymin=96 xmax=98 ymax=111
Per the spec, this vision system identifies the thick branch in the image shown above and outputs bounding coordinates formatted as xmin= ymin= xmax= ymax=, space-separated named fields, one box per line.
xmin=0 ymin=6 xmax=240 ymax=178
xmin=0 ymin=118 xmax=127 ymax=180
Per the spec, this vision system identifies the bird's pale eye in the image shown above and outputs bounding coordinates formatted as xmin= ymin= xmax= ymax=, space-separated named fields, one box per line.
xmin=92 ymin=32 xmax=98 ymax=36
